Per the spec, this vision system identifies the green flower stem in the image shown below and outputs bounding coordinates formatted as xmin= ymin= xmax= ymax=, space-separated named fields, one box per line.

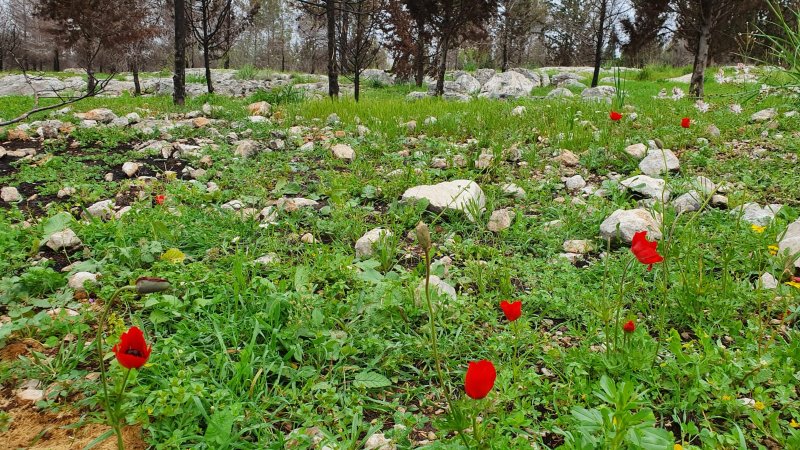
xmin=422 ymin=248 xmax=469 ymax=448
xmin=95 ymin=285 xmax=136 ymax=450
xmin=613 ymin=257 xmax=635 ymax=352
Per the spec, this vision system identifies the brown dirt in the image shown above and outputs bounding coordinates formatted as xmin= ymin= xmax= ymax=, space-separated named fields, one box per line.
xmin=0 ymin=339 xmax=45 ymax=362
xmin=0 ymin=403 xmax=146 ymax=450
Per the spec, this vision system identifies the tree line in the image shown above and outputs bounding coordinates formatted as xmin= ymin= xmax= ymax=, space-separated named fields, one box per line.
xmin=0 ymin=0 xmax=797 ymax=103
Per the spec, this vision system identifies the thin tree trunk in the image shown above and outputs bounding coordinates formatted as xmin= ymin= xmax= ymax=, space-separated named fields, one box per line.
xmin=204 ymin=45 xmax=214 ymax=93
xmin=173 ymin=0 xmax=186 ymax=105
xmin=53 ymin=48 xmax=60 ymax=71
xmin=87 ymin=68 xmax=96 ymax=95
xmin=435 ymin=32 xmax=450 ymax=97
xmin=354 ymin=71 xmax=360 ymax=102
xmin=414 ymin=15 xmax=425 ymax=86
xmin=501 ymin=1 xmax=510 ymax=72
xmin=326 ymin=0 xmax=339 ymax=98
xmin=690 ymin=2 xmax=712 ymax=98
xmin=0 ymin=50 xmax=4 ymax=71
xmin=591 ymin=0 xmax=607 ymax=88
xmin=132 ymin=63 xmax=141 ymax=96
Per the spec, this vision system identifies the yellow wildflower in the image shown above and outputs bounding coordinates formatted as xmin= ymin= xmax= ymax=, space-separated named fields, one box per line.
xmin=751 ymin=224 xmax=766 ymax=233
xmin=722 ymin=395 xmax=731 ymax=401
xmin=674 ymin=445 xmax=684 ymax=450
xmin=769 ymin=245 xmax=780 ymax=255
xmin=754 ymin=401 xmax=765 ymax=411
xmin=786 ymin=281 xmax=800 ymax=289
xmin=790 ymin=419 xmax=800 ymax=429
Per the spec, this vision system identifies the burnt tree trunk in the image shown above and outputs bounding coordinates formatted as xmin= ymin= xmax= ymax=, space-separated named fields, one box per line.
xmin=413 ymin=15 xmax=425 ymax=87
xmin=435 ymin=31 xmax=450 ymax=97
xmin=689 ymin=0 xmax=712 ymax=98
xmin=326 ymin=0 xmax=339 ymax=98
xmin=132 ymin=63 xmax=141 ymax=96
xmin=173 ymin=0 xmax=187 ymax=105
xmin=52 ymin=48 xmax=60 ymax=71
xmin=591 ymin=0 xmax=607 ymax=88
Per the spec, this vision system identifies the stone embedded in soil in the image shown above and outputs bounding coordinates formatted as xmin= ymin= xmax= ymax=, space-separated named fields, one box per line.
xmin=276 ymin=197 xmax=318 ymax=212
xmin=300 ymin=233 xmax=317 ymax=244
xmin=331 ymin=143 xmax=355 ymax=161
xmin=416 ymin=275 xmax=457 ymax=302
xmin=563 ymin=240 xmax=592 ymax=254
xmin=673 ymin=190 xmax=703 ymax=214
xmin=624 ymin=143 xmax=647 ymax=159
xmin=68 ymin=272 xmax=99 ymax=291
xmin=57 ymin=187 xmax=77 ymax=198
xmin=255 ymin=253 xmax=279 ymax=266
xmin=487 ymin=209 xmax=513 ymax=232
xmin=511 ymin=106 xmax=527 ymax=116
xmin=1 ymin=186 xmax=22 ymax=202
xmin=731 ymin=203 xmax=782 ymax=226
xmin=639 ymin=149 xmax=680 ymax=176
xmin=758 ymin=273 xmax=778 ymax=289
xmin=402 ymin=180 xmax=486 ymax=222
xmin=121 ymin=162 xmax=140 ymax=177
xmin=599 ymin=208 xmax=662 ymax=244
xmin=355 ymin=227 xmax=393 ymax=259
xmin=564 ymin=174 xmax=587 ymax=192
xmin=46 ymin=228 xmax=82 ymax=251
xmin=234 ymin=140 xmax=260 ymax=158
xmin=248 ymin=101 xmax=271 ymax=116
xmin=15 ymin=379 xmax=44 ymax=403
xmin=556 ymin=149 xmax=579 ymax=166
xmin=501 ymin=183 xmax=526 ymax=198
xmin=778 ymin=217 xmax=800 ymax=269
xmin=751 ymin=108 xmax=777 ymax=122
xmin=364 ymin=432 xmax=395 ymax=450
xmin=86 ymin=200 xmax=115 ymax=219
xmin=474 ymin=151 xmax=494 ymax=169
xmin=620 ymin=175 xmax=670 ymax=200
xmin=76 ymin=108 xmax=117 ymax=123
xmin=221 ymin=199 xmax=245 ymax=211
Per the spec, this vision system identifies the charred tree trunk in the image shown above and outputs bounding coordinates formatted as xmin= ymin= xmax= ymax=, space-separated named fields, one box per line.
xmin=53 ymin=48 xmax=60 ymax=71
xmin=132 ymin=63 xmax=141 ymax=96
xmin=201 ymin=3 xmax=214 ymax=94
xmin=501 ymin=1 xmax=510 ymax=72
xmin=173 ymin=0 xmax=187 ymax=105
xmin=354 ymin=71 xmax=360 ymax=102
xmin=689 ymin=1 xmax=712 ymax=98
xmin=326 ymin=0 xmax=339 ymax=98
xmin=435 ymin=31 xmax=450 ymax=97
xmin=413 ymin=15 xmax=425 ymax=87
xmin=591 ymin=0 xmax=607 ymax=88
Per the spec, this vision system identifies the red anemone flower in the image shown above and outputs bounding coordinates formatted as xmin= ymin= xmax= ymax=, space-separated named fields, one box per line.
xmin=681 ymin=117 xmax=691 ymax=128
xmin=630 ymin=231 xmax=664 ymax=271
xmin=623 ymin=320 xmax=636 ymax=334
xmin=155 ymin=195 xmax=166 ymax=205
xmin=112 ymin=326 xmax=152 ymax=369
xmin=464 ymin=360 xmax=496 ymax=400
xmin=609 ymin=111 xmax=623 ymax=121
xmin=500 ymin=300 xmax=522 ymax=322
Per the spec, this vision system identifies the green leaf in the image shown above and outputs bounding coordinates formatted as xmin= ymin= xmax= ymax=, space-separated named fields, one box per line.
xmin=42 ymin=212 xmax=74 ymax=241
xmin=353 ymin=371 xmax=391 ymax=389
xmin=160 ymin=248 xmax=186 ymax=264
xmin=204 ymin=408 xmax=235 ymax=447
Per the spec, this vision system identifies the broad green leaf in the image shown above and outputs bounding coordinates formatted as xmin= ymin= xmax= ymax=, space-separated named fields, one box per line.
xmin=353 ymin=371 xmax=391 ymax=389
xmin=160 ymin=248 xmax=186 ymax=264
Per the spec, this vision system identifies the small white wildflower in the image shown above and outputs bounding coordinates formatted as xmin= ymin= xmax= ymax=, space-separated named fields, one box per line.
xmin=729 ymin=104 xmax=742 ymax=114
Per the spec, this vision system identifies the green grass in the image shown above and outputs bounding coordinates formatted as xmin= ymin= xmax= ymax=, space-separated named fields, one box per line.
xmin=0 ymin=69 xmax=799 ymax=449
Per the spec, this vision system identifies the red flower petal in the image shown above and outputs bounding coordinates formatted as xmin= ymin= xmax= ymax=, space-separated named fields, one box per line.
xmin=623 ymin=320 xmax=636 ymax=333
xmin=609 ymin=111 xmax=622 ymax=121
xmin=465 ymin=360 xmax=496 ymax=400
xmin=499 ymin=300 xmax=522 ymax=322
xmin=681 ymin=117 xmax=691 ymax=128
xmin=112 ymin=326 xmax=151 ymax=369
xmin=631 ymin=231 xmax=664 ymax=268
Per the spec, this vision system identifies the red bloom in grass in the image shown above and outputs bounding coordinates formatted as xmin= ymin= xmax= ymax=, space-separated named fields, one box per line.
xmin=623 ymin=320 xmax=636 ymax=334
xmin=500 ymin=300 xmax=522 ymax=322
xmin=112 ymin=326 xmax=151 ymax=369
xmin=630 ymin=231 xmax=664 ymax=271
xmin=155 ymin=195 xmax=166 ymax=205
xmin=465 ymin=360 xmax=496 ymax=400
xmin=681 ymin=117 xmax=691 ymax=128
xmin=609 ymin=111 xmax=623 ymax=121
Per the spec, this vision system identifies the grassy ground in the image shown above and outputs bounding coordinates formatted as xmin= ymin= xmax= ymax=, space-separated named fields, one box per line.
xmin=0 ymin=69 xmax=799 ymax=449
